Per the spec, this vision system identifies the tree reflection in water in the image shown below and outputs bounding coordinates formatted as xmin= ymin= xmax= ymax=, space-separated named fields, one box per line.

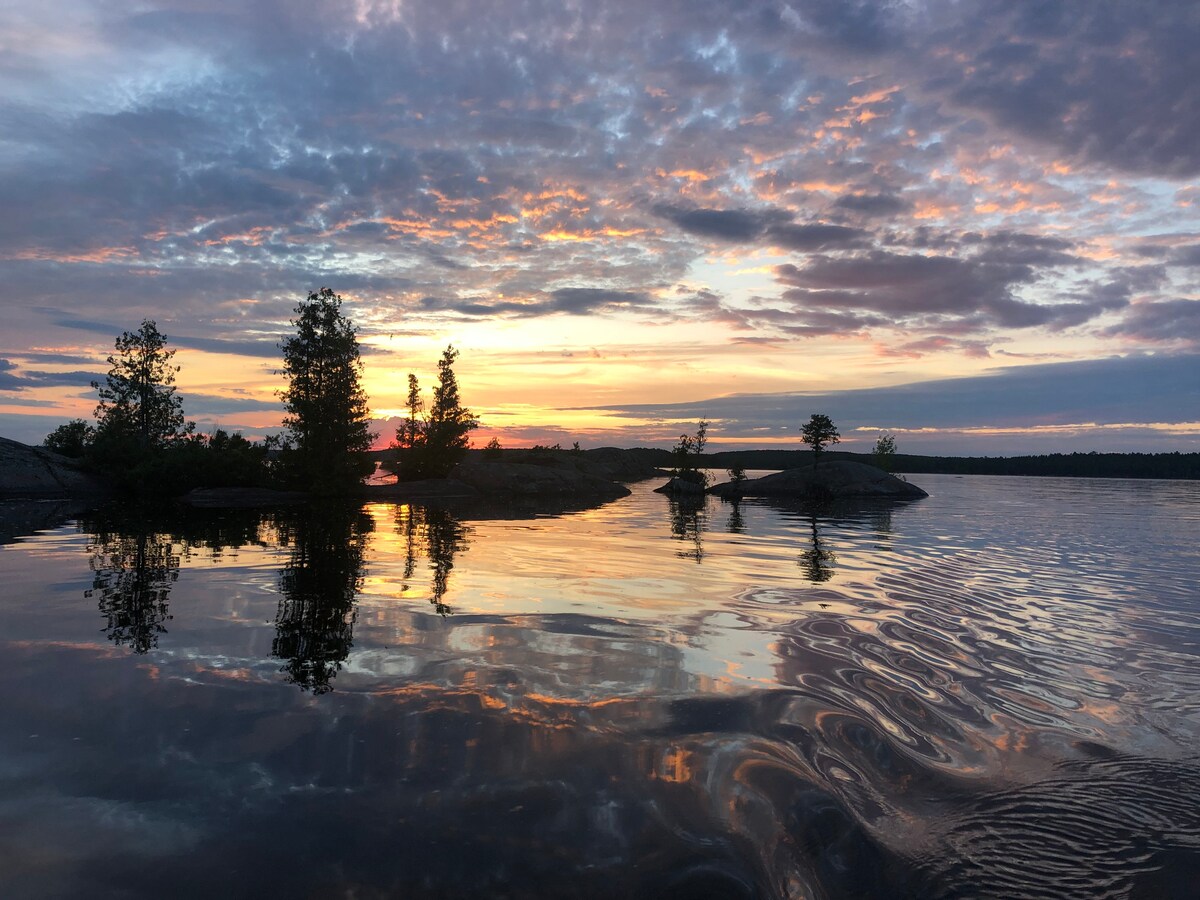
xmin=799 ymin=513 xmax=836 ymax=583
xmin=668 ymin=494 xmax=706 ymax=563
xmin=273 ymin=504 xmax=373 ymax=694
xmin=395 ymin=505 xmax=471 ymax=616
xmin=82 ymin=506 xmax=270 ymax=654
xmin=86 ymin=518 xmax=180 ymax=654
xmin=726 ymin=499 xmax=746 ymax=535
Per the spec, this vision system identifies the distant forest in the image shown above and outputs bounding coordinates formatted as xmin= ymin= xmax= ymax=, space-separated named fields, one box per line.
xmin=396 ymin=447 xmax=1200 ymax=481
xmin=705 ymin=449 xmax=1200 ymax=480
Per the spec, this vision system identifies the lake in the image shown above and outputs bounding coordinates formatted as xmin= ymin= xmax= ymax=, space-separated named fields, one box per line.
xmin=1 ymin=474 xmax=1198 ymax=898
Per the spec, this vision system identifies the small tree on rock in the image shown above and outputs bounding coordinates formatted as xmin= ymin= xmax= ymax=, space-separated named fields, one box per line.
xmin=800 ymin=413 xmax=840 ymax=468
xmin=279 ymin=288 xmax=375 ymax=493
xmin=670 ymin=419 xmax=710 ymax=487
xmin=873 ymin=432 xmax=897 ymax=471
xmin=44 ymin=419 xmax=95 ymax=458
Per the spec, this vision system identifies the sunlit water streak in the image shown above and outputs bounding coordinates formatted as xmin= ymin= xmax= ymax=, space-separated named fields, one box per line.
xmin=0 ymin=474 xmax=1197 ymax=898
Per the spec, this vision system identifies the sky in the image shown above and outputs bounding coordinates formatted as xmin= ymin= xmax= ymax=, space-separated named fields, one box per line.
xmin=1 ymin=0 xmax=1197 ymax=455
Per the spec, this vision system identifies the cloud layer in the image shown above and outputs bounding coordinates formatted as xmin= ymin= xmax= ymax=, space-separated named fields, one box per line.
xmin=0 ymin=1 xmax=1196 ymax=449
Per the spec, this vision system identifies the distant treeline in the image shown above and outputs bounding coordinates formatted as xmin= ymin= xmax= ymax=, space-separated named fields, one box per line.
xmin=423 ymin=447 xmax=1200 ymax=480
xmin=706 ymin=449 xmax=1200 ymax=480
xmin=370 ymin=446 xmax=1200 ymax=480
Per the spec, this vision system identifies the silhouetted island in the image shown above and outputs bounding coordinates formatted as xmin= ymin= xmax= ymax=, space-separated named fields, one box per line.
xmin=707 ymin=460 xmax=928 ymax=500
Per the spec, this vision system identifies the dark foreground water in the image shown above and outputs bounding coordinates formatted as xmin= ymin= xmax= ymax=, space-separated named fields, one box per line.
xmin=1 ymin=474 xmax=1198 ymax=899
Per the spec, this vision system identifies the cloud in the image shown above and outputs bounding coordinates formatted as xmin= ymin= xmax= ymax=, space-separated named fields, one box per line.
xmin=763 ymin=223 xmax=869 ymax=251
xmin=774 ymin=247 xmax=1104 ymax=331
xmin=922 ymin=0 xmax=1200 ymax=177
xmin=48 ymin=313 xmax=285 ymax=358
xmin=584 ymin=353 xmax=1200 ymax=445
xmin=0 ymin=0 xmax=1197 ymax=454
xmin=1104 ymin=299 xmax=1200 ymax=345
xmin=1167 ymin=245 xmax=1200 ymax=267
xmin=183 ymin=393 xmax=285 ymax=415
xmin=833 ymin=193 xmax=910 ymax=216
xmin=0 ymin=359 xmax=24 ymax=391
xmin=653 ymin=205 xmax=790 ymax=241
xmin=548 ymin=288 xmax=654 ymax=315
xmin=22 ymin=370 xmax=103 ymax=389
xmin=876 ymin=336 xmax=993 ymax=359
xmin=418 ymin=288 xmax=655 ymax=319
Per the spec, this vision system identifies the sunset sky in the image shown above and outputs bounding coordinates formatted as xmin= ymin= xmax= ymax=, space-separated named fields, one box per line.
xmin=1 ymin=0 xmax=1197 ymax=454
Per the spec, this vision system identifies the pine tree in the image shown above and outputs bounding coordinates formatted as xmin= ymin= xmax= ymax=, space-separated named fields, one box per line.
xmin=279 ymin=288 xmax=375 ymax=493
xmin=92 ymin=320 xmax=187 ymax=455
xmin=426 ymin=345 xmax=477 ymax=461
xmin=800 ymin=413 xmax=840 ymax=467
xmin=396 ymin=373 xmax=424 ymax=450
xmin=398 ymin=345 xmax=478 ymax=479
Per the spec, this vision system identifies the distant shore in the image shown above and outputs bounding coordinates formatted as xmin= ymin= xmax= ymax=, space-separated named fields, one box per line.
xmin=422 ymin=447 xmax=1198 ymax=481
xmin=4 ymin=437 xmax=1198 ymax=504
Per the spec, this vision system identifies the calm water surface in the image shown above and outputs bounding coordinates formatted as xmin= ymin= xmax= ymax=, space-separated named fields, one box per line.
xmin=1 ymin=474 xmax=1198 ymax=898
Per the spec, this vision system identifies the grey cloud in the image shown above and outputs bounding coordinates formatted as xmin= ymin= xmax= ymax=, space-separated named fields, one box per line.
xmin=549 ymin=288 xmax=654 ymax=314
xmin=586 ymin=353 xmax=1200 ymax=434
xmin=1168 ymin=245 xmax=1200 ymax=267
xmin=169 ymin=335 xmax=285 ymax=359
xmin=877 ymin=336 xmax=993 ymax=359
xmin=739 ymin=305 xmax=889 ymax=337
xmin=49 ymin=315 xmax=127 ymax=339
xmin=927 ymin=0 xmax=1200 ymax=177
xmin=764 ymin=223 xmax=869 ymax=251
xmin=963 ymin=232 xmax=1079 ymax=268
xmin=0 ymin=0 xmax=1195 ymax=390
xmin=23 ymin=370 xmax=103 ymax=389
xmin=654 ymin=205 xmax=871 ymax=251
xmin=184 ymin=393 xmax=285 ymax=415
xmin=473 ymin=115 xmax=579 ymax=150
xmin=783 ymin=0 xmax=907 ymax=53
xmin=49 ymin=313 xmax=287 ymax=359
xmin=653 ymin=204 xmax=790 ymax=241
xmin=777 ymin=251 xmax=1023 ymax=314
xmin=1104 ymin=299 xmax=1200 ymax=344
xmin=9 ymin=351 xmax=101 ymax=367
xmin=0 ymin=359 xmax=24 ymax=391
xmin=833 ymin=193 xmax=911 ymax=216
xmin=419 ymin=288 xmax=654 ymax=319
xmin=775 ymin=248 xmax=1111 ymax=331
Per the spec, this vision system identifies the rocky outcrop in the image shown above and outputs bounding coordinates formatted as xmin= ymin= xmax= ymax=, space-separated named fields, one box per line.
xmin=653 ymin=476 xmax=706 ymax=496
xmin=707 ymin=460 xmax=927 ymax=500
xmin=0 ymin=437 xmax=110 ymax=496
xmin=575 ymin=447 xmax=664 ymax=481
xmin=450 ymin=460 xmax=631 ymax=500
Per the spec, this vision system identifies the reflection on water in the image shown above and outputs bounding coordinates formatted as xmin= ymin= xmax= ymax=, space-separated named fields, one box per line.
xmin=1 ymin=475 xmax=1198 ymax=897
xmin=668 ymin=493 xmax=706 ymax=562
xmin=395 ymin=504 xmax=471 ymax=616
xmin=273 ymin=504 xmax=372 ymax=694
xmin=725 ymin=499 xmax=746 ymax=535
xmin=797 ymin=513 xmax=836 ymax=583
xmin=85 ymin=513 xmax=180 ymax=653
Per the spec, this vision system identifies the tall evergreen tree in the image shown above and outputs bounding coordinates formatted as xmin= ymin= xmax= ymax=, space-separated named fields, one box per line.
xmin=279 ymin=288 xmax=375 ymax=493
xmin=426 ymin=345 xmax=478 ymax=463
xmin=91 ymin=319 xmax=187 ymax=456
xmin=397 ymin=345 xmax=478 ymax=479
xmin=396 ymin=373 xmax=424 ymax=450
